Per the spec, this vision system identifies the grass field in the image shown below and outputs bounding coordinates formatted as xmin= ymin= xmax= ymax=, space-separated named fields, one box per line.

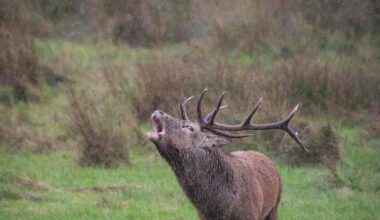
xmin=1 ymin=125 xmax=379 ymax=220
xmin=1 ymin=39 xmax=379 ymax=220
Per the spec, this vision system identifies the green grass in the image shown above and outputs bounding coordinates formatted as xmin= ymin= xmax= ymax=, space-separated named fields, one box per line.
xmin=1 ymin=129 xmax=379 ymax=220
xmin=0 ymin=148 xmax=196 ymax=219
xmin=34 ymin=39 xmax=190 ymax=72
xmin=1 ymin=39 xmax=378 ymax=219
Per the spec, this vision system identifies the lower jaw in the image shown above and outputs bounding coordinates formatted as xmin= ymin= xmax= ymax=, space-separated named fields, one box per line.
xmin=147 ymin=132 xmax=160 ymax=142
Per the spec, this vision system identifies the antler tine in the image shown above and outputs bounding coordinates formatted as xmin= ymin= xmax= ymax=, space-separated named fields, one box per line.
xmin=205 ymin=92 xmax=225 ymax=125
xmin=178 ymin=96 xmax=193 ymax=121
xmin=278 ymin=104 xmax=308 ymax=151
xmin=197 ymin=88 xmax=208 ymax=125
xmin=185 ymin=96 xmax=194 ymax=104
xmin=282 ymin=104 xmax=299 ymax=126
xmin=283 ymin=126 xmax=308 ymax=152
xmin=242 ymin=98 xmax=262 ymax=127
xmin=178 ymin=97 xmax=186 ymax=120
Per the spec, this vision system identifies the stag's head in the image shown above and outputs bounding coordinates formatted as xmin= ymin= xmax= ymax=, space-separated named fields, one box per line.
xmin=147 ymin=102 xmax=229 ymax=151
xmin=147 ymin=89 xmax=307 ymax=153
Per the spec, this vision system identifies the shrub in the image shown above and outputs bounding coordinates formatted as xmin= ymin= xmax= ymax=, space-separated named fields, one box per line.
xmin=208 ymin=0 xmax=313 ymax=53
xmin=0 ymin=28 xmax=45 ymax=102
xmin=111 ymin=0 xmax=193 ymax=47
xmin=130 ymin=50 xmax=380 ymax=123
xmin=279 ymin=123 xmax=342 ymax=164
xmin=276 ymin=55 xmax=380 ymax=114
xmin=129 ymin=53 xmax=265 ymax=122
xmin=0 ymin=1 xmax=53 ymax=102
xmin=66 ymin=85 xmax=137 ymax=168
xmin=0 ymin=103 xmax=66 ymax=153
xmin=277 ymin=122 xmax=343 ymax=183
xmin=207 ymin=0 xmax=379 ymax=53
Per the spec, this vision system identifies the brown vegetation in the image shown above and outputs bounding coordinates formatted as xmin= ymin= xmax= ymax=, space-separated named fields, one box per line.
xmin=0 ymin=28 xmax=44 ymax=102
xmin=5 ymin=0 xmax=379 ymax=49
xmin=130 ymin=52 xmax=379 ymax=122
xmin=0 ymin=106 xmax=66 ymax=153
xmin=279 ymin=123 xmax=343 ymax=168
xmin=66 ymin=84 xmax=137 ymax=168
xmin=0 ymin=0 xmax=54 ymax=102
xmin=206 ymin=0 xmax=380 ymax=52
xmin=111 ymin=0 xmax=192 ymax=46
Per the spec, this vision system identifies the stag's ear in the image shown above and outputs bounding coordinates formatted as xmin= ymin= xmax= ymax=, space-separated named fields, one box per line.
xmin=202 ymin=134 xmax=231 ymax=148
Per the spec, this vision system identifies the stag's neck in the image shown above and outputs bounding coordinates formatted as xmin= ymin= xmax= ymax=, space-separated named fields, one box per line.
xmin=173 ymin=147 xmax=237 ymax=218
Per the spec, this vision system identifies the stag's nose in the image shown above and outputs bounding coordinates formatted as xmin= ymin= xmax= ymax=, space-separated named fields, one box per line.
xmin=152 ymin=110 xmax=165 ymax=118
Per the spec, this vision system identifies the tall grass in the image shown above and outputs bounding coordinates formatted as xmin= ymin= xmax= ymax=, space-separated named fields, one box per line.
xmin=129 ymin=51 xmax=380 ymax=121
xmin=0 ymin=26 xmax=45 ymax=102
xmin=66 ymin=85 xmax=133 ymax=168
xmin=0 ymin=0 xmax=61 ymax=102
xmin=0 ymin=99 xmax=68 ymax=153
xmin=19 ymin=0 xmax=380 ymax=51
xmin=22 ymin=38 xmax=379 ymax=168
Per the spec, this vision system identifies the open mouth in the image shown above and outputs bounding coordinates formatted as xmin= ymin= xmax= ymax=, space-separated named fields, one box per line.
xmin=147 ymin=113 xmax=165 ymax=142
xmin=152 ymin=115 xmax=163 ymax=133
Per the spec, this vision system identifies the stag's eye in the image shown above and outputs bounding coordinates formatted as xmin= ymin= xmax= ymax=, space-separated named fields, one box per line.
xmin=182 ymin=125 xmax=194 ymax=132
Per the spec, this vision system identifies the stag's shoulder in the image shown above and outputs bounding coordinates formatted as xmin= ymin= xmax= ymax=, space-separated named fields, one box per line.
xmin=229 ymin=150 xmax=270 ymax=161
xmin=228 ymin=150 xmax=277 ymax=171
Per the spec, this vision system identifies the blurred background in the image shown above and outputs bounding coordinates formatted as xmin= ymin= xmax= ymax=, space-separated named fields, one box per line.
xmin=0 ymin=0 xmax=379 ymax=219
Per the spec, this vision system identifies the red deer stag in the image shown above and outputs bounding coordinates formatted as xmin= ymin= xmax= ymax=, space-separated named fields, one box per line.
xmin=147 ymin=89 xmax=307 ymax=220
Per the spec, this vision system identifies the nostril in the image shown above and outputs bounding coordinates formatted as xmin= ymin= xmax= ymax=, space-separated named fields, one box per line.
xmin=157 ymin=110 xmax=164 ymax=115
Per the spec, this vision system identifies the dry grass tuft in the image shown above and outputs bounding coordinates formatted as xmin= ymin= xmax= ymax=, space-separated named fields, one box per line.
xmin=66 ymin=84 xmax=137 ymax=168
xmin=365 ymin=119 xmax=380 ymax=139
xmin=111 ymin=0 xmax=192 ymax=47
xmin=0 ymin=107 xmax=66 ymax=153
xmin=206 ymin=0 xmax=379 ymax=53
xmin=0 ymin=28 xmax=45 ymax=102
xmin=0 ymin=172 xmax=47 ymax=201
xmin=279 ymin=123 xmax=343 ymax=173
xmin=0 ymin=1 xmax=52 ymax=102
xmin=276 ymin=55 xmax=380 ymax=114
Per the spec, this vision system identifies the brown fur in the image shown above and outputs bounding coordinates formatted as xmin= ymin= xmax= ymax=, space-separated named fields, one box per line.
xmin=148 ymin=110 xmax=281 ymax=220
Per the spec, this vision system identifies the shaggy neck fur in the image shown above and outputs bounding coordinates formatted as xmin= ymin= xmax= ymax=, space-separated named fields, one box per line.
xmin=155 ymin=143 xmax=237 ymax=219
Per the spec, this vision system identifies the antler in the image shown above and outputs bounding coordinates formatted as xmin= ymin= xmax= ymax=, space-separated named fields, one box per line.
xmin=178 ymin=96 xmax=193 ymax=121
xmin=196 ymin=89 xmax=308 ymax=151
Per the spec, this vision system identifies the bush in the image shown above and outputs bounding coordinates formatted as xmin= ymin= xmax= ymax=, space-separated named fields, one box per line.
xmin=0 ymin=1 xmax=53 ymax=102
xmin=209 ymin=0 xmax=313 ymax=53
xmin=129 ymin=53 xmax=266 ymax=122
xmin=276 ymin=55 xmax=380 ymax=114
xmin=0 ymin=103 xmax=66 ymax=153
xmin=279 ymin=123 xmax=342 ymax=166
xmin=111 ymin=0 xmax=193 ymax=47
xmin=130 ymin=51 xmax=380 ymax=122
xmin=66 ymin=85 xmax=137 ymax=168
xmin=207 ymin=0 xmax=379 ymax=53
xmin=0 ymin=27 xmax=45 ymax=102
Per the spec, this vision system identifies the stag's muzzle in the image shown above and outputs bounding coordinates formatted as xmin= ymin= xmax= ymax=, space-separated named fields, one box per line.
xmin=147 ymin=110 xmax=165 ymax=142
